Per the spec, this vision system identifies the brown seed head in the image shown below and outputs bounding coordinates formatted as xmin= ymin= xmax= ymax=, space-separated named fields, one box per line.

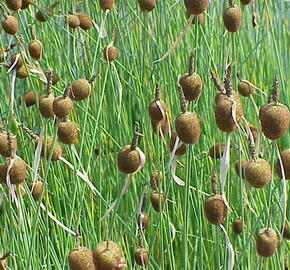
xmin=16 ymin=65 xmax=29 ymax=79
xmin=57 ymin=120 xmax=78 ymax=145
xmin=5 ymin=0 xmax=22 ymax=11
xmin=184 ymin=0 xmax=208 ymax=15
xmin=169 ymin=132 xmax=186 ymax=156
xmin=256 ymin=228 xmax=279 ymax=257
xmin=238 ymin=81 xmax=254 ymax=97
xmin=240 ymin=0 xmax=251 ymax=5
xmin=103 ymin=45 xmax=118 ymax=62
xmin=21 ymin=0 xmax=32 ymax=9
xmin=10 ymin=53 xmax=24 ymax=69
xmin=0 ymin=131 xmax=17 ymax=157
xmin=78 ymin=13 xmax=93 ymax=30
xmin=223 ymin=5 xmax=242 ymax=32
xmin=138 ymin=0 xmax=156 ymax=12
xmin=204 ymin=194 xmax=227 ymax=224
xmin=151 ymin=115 xmax=169 ymax=136
xmin=53 ymin=96 xmax=73 ymax=118
xmin=28 ymin=40 xmax=42 ymax=60
xmin=0 ymin=157 xmax=27 ymax=184
xmin=1 ymin=15 xmax=18 ymax=35
xmin=39 ymin=94 xmax=55 ymax=118
xmin=67 ymin=14 xmax=80 ymax=28
xmin=150 ymin=170 xmax=163 ymax=189
xmin=282 ymin=223 xmax=290 ymax=239
xmin=22 ymin=90 xmax=36 ymax=107
xmin=137 ymin=212 xmax=149 ymax=230
xmin=179 ymin=73 xmax=202 ymax=101
xmin=68 ymin=246 xmax=95 ymax=270
xmin=117 ymin=145 xmax=141 ymax=174
xmin=148 ymin=100 xmax=167 ymax=121
xmin=29 ymin=181 xmax=45 ymax=201
xmin=134 ymin=248 xmax=149 ymax=266
xmin=150 ymin=190 xmax=165 ymax=212
xmin=99 ymin=0 xmax=115 ymax=10
xmin=41 ymin=136 xmax=62 ymax=161
xmin=70 ymin=79 xmax=91 ymax=101
xmin=232 ymin=218 xmax=243 ymax=234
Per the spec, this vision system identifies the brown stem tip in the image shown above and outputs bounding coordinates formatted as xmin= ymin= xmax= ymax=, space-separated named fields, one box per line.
xmin=188 ymin=50 xmax=194 ymax=75
xmin=178 ymin=85 xmax=187 ymax=114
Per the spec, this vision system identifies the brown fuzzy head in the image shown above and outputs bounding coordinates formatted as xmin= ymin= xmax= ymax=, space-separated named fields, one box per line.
xmin=21 ymin=0 xmax=32 ymax=9
xmin=0 ymin=157 xmax=27 ymax=184
xmin=22 ymin=90 xmax=36 ymax=107
xmin=234 ymin=158 xmax=247 ymax=178
xmin=179 ymin=73 xmax=202 ymax=101
xmin=10 ymin=53 xmax=24 ymax=69
xmin=29 ymin=181 xmax=45 ymax=201
xmin=39 ymin=94 xmax=55 ymax=118
xmin=68 ymin=246 xmax=95 ymax=270
xmin=1 ymin=15 xmax=18 ymax=35
xmin=78 ymin=13 xmax=93 ymax=30
xmin=5 ymin=0 xmax=22 ymax=11
xmin=103 ymin=45 xmax=118 ymax=62
xmin=70 ymin=79 xmax=91 ymax=101
xmin=244 ymin=158 xmax=272 ymax=188
xmin=259 ymin=103 xmax=290 ymax=140
xmin=175 ymin=111 xmax=201 ymax=144
xmin=184 ymin=0 xmax=208 ymax=15
xmin=137 ymin=212 xmax=149 ymax=230
xmin=99 ymin=0 xmax=115 ymax=10
xmin=117 ymin=145 xmax=141 ymax=174
xmin=41 ymin=136 xmax=62 ymax=161
xmin=232 ymin=218 xmax=243 ymax=235
xmin=256 ymin=228 xmax=278 ymax=257
xmin=238 ymin=81 xmax=253 ymax=97
xmin=0 ymin=131 xmax=17 ymax=157
xmin=240 ymin=0 xmax=251 ymax=5
xmin=52 ymin=96 xmax=73 ymax=118
xmin=151 ymin=116 xmax=169 ymax=136
xmin=169 ymin=132 xmax=186 ymax=156
xmin=57 ymin=120 xmax=79 ymax=145
xmin=150 ymin=170 xmax=163 ymax=189
xmin=150 ymin=190 xmax=165 ymax=212
xmin=28 ymin=40 xmax=42 ymax=60
xmin=134 ymin=248 xmax=149 ymax=266
xmin=208 ymin=143 xmax=225 ymax=159
xmin=16 ymin=65 xmax=29 ymax=79
xmin=223 ymin=5 xmax=242 ymax=32
xmin=138 ymin=0 xmax=156 ymax=12
xmin=186 ymin=11 xmax=204 ymax=25
xmin=93 ymin=241 xmax=126 ymax=270
xmin=276 ymin=148 xmax=290 ymax=180
xmin=214 ymin=91 xmax=243 ymax=132
xmin=67 ymin=14 xmax=80 ymax=29
xmin=148 ymin=100 xmax=167 ymax=121
xmin=204 ymin=194 xmax=227 ymax=225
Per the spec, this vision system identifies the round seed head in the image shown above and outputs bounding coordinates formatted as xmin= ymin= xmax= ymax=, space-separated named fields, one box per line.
xmin=256 ymin=228 xmax=278 ymax=257
xmin=238 ymin=81 xmax=253 ymax=97
xmin=137 ymin=212 xmax=149 ymax=230
xmin=93 ymin=241 xmax=126 ymax=270
xmin=276 ymin=148 xmax=290 ymax=180
xmin=208 ymin=143 xmax=225 ymax=159
xmin=150 ymin=190 xmax=165 ymax=212
xmin=21 ymin=0 xmax=32 ymax=9
xmin=259 ymin=103 xmax=290 ymax=140
xmin=53 ymin=96 xmax=73 ymax=118
xmin=223 ymin=5 xmax=242 ymax=32
xmin=175 ymin=111 xmax=201 ymax=144
xmin=184 ymin=0 xmax=208 ymax=15
xmin=39 ymin=94 xmax=55 ymax=118
xmin=232 ymin=218 xmax=243 ymax=234
xmin=234 ymin=158 xmax=247 ymax=178
xmin=134 ymin=248 xmax=149 ymax=266
xmin=70 ymin=79 xmax=91 ymax=101
xmin=0 ymin=157 xmax=27 ymax=184
xmin=28 ymin=40 xmax=42 ymax=60
xmin=0 ymin=131 xmax=17 ymax=157
xmin=103 ymin=45 xmax=118 ymax=62
xmin=148 ymin=100 xmax=167 ymax=121
xmin=215 ymin=91 xmax=243 ymax=132
xmin=16 ymin=65 xmax=29 ymax=79
xmin=1 ymin=15 xmax=18 ymax=35
xmin=117 ymin=145 xmax=141 ymax=174
xmin=41 ymin=136 xmax=62 ymax=161
xmin=57 ymin=120 xmax=78 ymax=145
xmin=22 ymin=90 xmax=36 ymax=107
xmin=151 ymin=116 xmax=169 ymax=136
xmin=29 ymin=181 xmax=45 ymax=201
xmin=150 ymin=170 xmax=163 ymax=189
xmin=5 ymin=0 xmax=22 ymax=11
xmin=78 ymin=13 xmax=93 ymax=30
xmin=240 ymin=0 xmax=251 ymax=5
xmin=169 ymin=132 xmax=186 ymax=156
xmin=138 ymin=0 xmax=156 ymax=11
xmin=249 ymin=124 xmax=259 ymax=142
xmin=99 ymin=0 xmax=115 ymax=10
xmin=244 ymin=158 xmax=272 ymax=188
xmin=10 ymin=53 xmax=24 ymax=69
xmin=67 ymin=14 xmax=80 ymax=28
xmin=204 ymin=194 xmax=227 ymax=225
xmin=68 ymin=246 xmax=95 ymax=270
xmin=179 ymin=72 xmax=202 ymax=101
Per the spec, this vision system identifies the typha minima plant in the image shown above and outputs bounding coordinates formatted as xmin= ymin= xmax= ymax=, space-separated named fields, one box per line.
xmin=256 ymin=228 xmax=279 ymax=257
xmin=28 ymin=25 xmax=42 ymax=60
xmin=39 ymin=70 xmax=55 ymax=118
xmin=223 ymin=1 xmax=242 ymax=32
xmin=169 ymin=131 xmax=186 ymax=156
xmin=237 ymin=74 xmax=254 ymax=97
xmin=137 ymin=187 xmax=150 ymax=230
xmin=57 ymin=119 xmax=79 ymax=145
xmin=277 ymin=148 xmax=290 ymax=180
xmin=210 ymin=66 xmax=243 ymax=133
xmin=0 ymin=252 xmax=10 ymax=270
xmin=10 ymin=52 xmax=24 ymax=70
xmin=175 ymin=85 xmax=201 ymax=144
xmin=45 ymin=70 xmax=60 ymax=86
xmin=93 ymin=241 xmax=126 ymax=270
xmin=53 ymin=84 xmax=74 ymax=118
xmin=70 ymin=74 xmax=97 ymax=101
xmin=35 ymin=2 xmax=59 ymax=22
xmin=16 ymin=65 xmax=29 ymax=79
xmin=5 ymin=0 xmax=21 ymax=11
xmin=77 ymin=13 xmax=93 ymax=30
xmin=99 ymin=0 xmax=115 ymax=10
xmin=259 ymin=76 xmax=290 ymax=140
xmin=22 ymin=90 xmax=36 ymax=107
xmin=179 ymin=51 xmax=203 ymax=101
xmin=134 ymin=232 xmax=149 ymax=267
xmin=29 ymin=180 xmax=45 ymax=201
xmin=150 ymin=170 xmax=163 ymax=189
xmin=0 ymin=125 xmax=17 ymax=158
xmin=103 ymin=26 xmax=118 ymax=63
xmin=138 ymin=0 xmax=156 ymax=12
xmin=208 ymin=143 xmax=226 ymax=159
xmin=184 ymin=0 xmax=209 ymax=15
xmin=244 ymin=133 xmax=271 ymax=188
xmin=150 ymin=189 xmax=165 ymax=212
xmin=232 ymin=218 xmax=243 ymax=234
xmin=0 ymin=5 xmax=19 ymax=35
xmin=66 ymin=14 xmax=80 ymax=29
xmin=21 ymin=0 xmax=32 ymax=9
xmin=204 ymin=172 xmax=227 ymax=225
xmin=68 ymin=246 xmax=95 ymax=270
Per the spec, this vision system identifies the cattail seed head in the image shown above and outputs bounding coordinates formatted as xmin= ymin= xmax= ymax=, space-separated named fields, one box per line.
xmin=103 ymin=45 xmax=118 ymax=62
xmin=99 ymin=0 xmax=115 ymax=10
xmin=57 ymin=120 xmax=78 ymax=145
xmin=0 ymin=131 xmax=17 ymax=157
xmin=138 ymin=0 xmax=156 ymax=12
xmin=28 ymin=40 xmax=42 ymax=60
xmin=78 ymin=13 xmax=93 ymax=30
xmin=184 ymin=0 xmax=209 ymax=15
xmin=256 ymin=228 xmax=278 ymax=257
xmin=238 ymin=81 xmax=254 ymax=97
xmin=223 ymin=5 xmax=242 ymax=32
xmin=134 ymin=248 xmax=149 ymax=266
xmin=70 ymin=79 xmax=91 ymax=101
xmin=67 ymin=14 xmax=80 ymax=28
xmin=1 ymin=15 xmax=18 ymax=35
xmin=68 ymin=247 xmax=95 ymax=270
xmin=0 ymin=157 xmax=27 ymax=184
xmin=22 ymin=90 xmax=36 ymax=107
xmin=150 ymin=190 xmax=165 ymax=212
xmin=39 ymin=94 xmax=55 ymax=118
xmin=204 ymin=194 xmax=227 ymax=225
xmin=41 ymin=136 xmax=62 ymax=161
xmin=29 ymin=181 xmax=45 ymax=201
xmin=232 ymin=218 xmax=243 ymax=234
